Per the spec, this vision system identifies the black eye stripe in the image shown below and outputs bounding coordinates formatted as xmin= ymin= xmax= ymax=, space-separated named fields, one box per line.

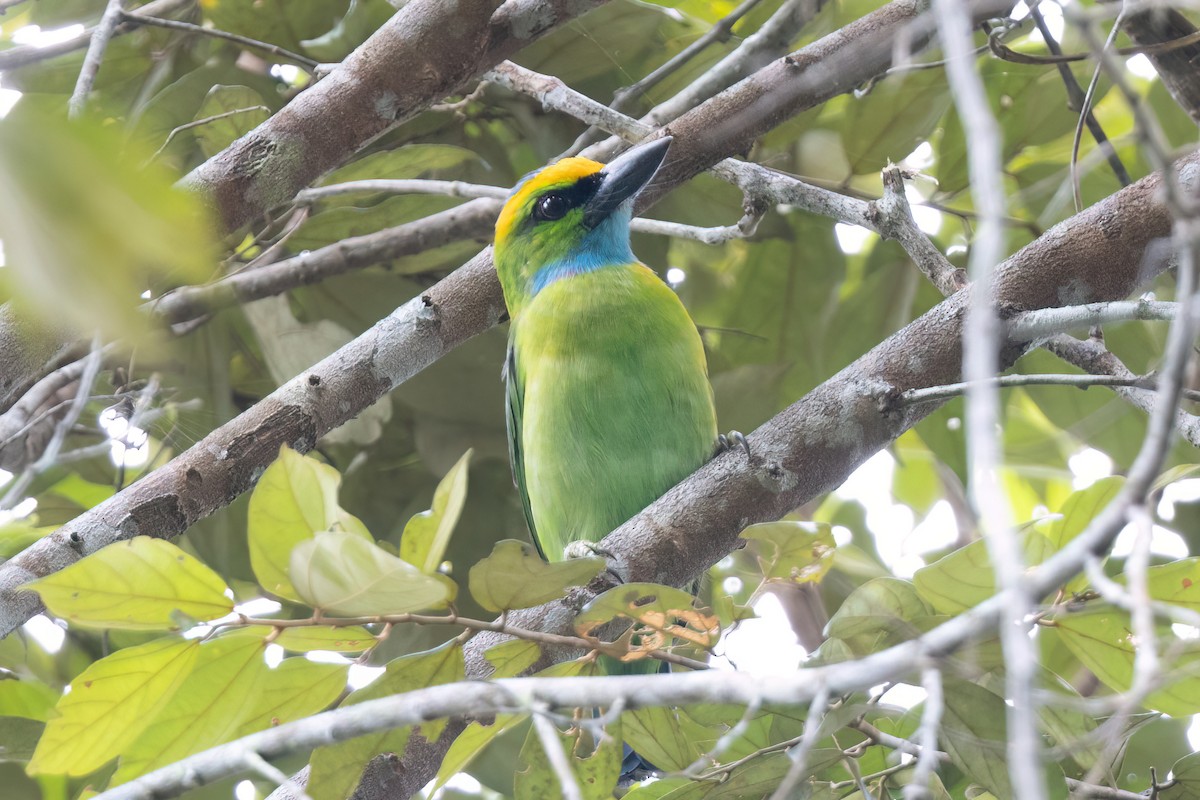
xmin=523 ymin=173 xmax=603 ymax=227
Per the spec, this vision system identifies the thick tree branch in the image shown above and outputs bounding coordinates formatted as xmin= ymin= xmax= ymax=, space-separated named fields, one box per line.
xmin=182 ymin=0 xmax=608 ymax=233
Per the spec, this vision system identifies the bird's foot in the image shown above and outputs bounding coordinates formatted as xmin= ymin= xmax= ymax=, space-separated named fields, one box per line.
xmin=564 ymin=540 xmax=628 ymax=585
xmin=715 ymin=430 xmax=751 ymax=458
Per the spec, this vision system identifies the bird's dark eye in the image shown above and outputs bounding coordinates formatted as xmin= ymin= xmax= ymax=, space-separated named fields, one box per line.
xmin=533 ymin=194 xmax=569 ymax=222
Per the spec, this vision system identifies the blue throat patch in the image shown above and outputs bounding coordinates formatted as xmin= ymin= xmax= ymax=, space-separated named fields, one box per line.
xmin=529 ymin=207 xmax=635 ymax=296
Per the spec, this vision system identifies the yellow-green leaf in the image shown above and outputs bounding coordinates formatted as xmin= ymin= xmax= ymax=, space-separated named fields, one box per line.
xmin=742 ymin=520 xmax=836 ymax=583
xmin=290 ymin=532 xmax=454 ymax=615
xmin=309 ymin=641 xmax=465 ymax=800
xmin=1142 ymin=558 xmax=1200 ymax=612
xmin=249 ymin=446 xmax=372 ymax=602
xmin=400 ymin=449 xmax=471 ymax=573
xmin=1055 ymin=605 xmax=1200 ymax=717
xmin=112 ymin=636 xmax=268 ymax=781
xmin=26 ymin=536 xmax=232 ymax=630
xmin=1043 ymin=476 xmax=1125 ymax=549
xmin=233 ymin=658 xmax=347 ymax=738
xmin=0 ymin=681 xmax=59 ymax=722
xmin=28 ymin=638 xmax=199 ymax=776
xmin=914 ymin=531 xmax=1055 ymax=615
xmin=275 ymin=625 xmax=377 ymax=654
xmin=484 ymin=639 xmax=541 ymax=678
xmin=514 ymin=717 xmax=621 ymax=800
xmin=434 ymin=714 xmax=528 ymax=792
xmin=469 ymin=539 xmax=603 ymax=613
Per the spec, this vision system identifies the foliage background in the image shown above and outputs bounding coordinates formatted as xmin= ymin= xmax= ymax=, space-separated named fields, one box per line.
xmin=2 ymin=0 xmax=1200 ymax=798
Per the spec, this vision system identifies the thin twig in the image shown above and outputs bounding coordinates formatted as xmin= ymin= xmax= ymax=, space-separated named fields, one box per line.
xmin=243 ymin=752 xmax=312 ymax=800
xmin=895 ymin=373 xmax=1200 ymax=407
xmin=148 ymin=106 xmax=271 ymax=164
xmin=766 ymin=686 xmax=831 ymax=800
xmin=1025 ymin=7 xmax=1131 ymax=187
xmin=905 ymin=667 xmax=944 ymax=799
xmin=68 ymin=0 xmax=126 ymax=119
xmin=119 ymin=10 xmax=321 ymax=70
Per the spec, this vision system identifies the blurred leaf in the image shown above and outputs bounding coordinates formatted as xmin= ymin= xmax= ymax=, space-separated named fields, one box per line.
xmin=0 ymin=716 xmax=42 ymax=763
xmin=823 ymin=577 xmax=937 ymax=658
xmin=0 ymin=681 xmax=59 ymax=722
xmin=289 ymin=531 xmax=455 ymax=615
xmin=309 ymin=641 xmax=464 ymax=800
xmin=1142 ymin=558 xmax=1200 ymax=611
xmin=483 ymin=639 xmax=541 ymax=678
xmin=469 ymin=539 xmax=603 ymax=613
xmin=0 ymin=106 xmax=214 ymax=338
xmin=835 ymin=66 xmax=950 ymax=175
xmin=1042 ymin=476 xmax=1125 ymax=549
xmin=0 ymin=521 xmax=48 ymax=560
xmin=25 ymin=536 xmax=232 ymax=630
xmin=941 ymin=680 xmax=1012 ymax=799
xmin=576 ymin=583 xmax=720 ymax=660
xmin=742 ymin=520 xmax=836 ymax=583
xmin=191 ymin=85 xmax=270 ymax=159
xmin=1055 ymin=605 xmax=1200 ymax=717
xmin=620 ymin=706 xmax=711 ymax=772
xmin=273 ymin=625 xmax=377 ymax=653
xmin=513 ymin=717 xmax=621 ymax=800
xmin=112 ymin=636 xmax=268 ymax=781
xmin=28 ymin=638 xmax=199 ymax=776
xmin=1166 ymin=752 xmax=1200 ymax=798
xmin=435 ymin=713 xmax=528 ymax=793
xmin=301 ymin=0 xmax=396 ymax=61
xmin=913 ymin=531 xmax=1055 ymax=615
xmin=400 ymin=449 xmax=471 ymax=573
xmin=892 ymin=430 xmax=943 ymax=515
xmin=247 ymin=445 xmax=372 ymax=602
xmin=245 ymin=295 xmax=394 ymax=446
xmin=202 ymin=0 xmax=350 ymax=52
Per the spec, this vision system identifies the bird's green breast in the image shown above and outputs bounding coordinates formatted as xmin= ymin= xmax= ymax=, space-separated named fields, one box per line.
xmin=510 ymin=263 xmax=716 ymax=561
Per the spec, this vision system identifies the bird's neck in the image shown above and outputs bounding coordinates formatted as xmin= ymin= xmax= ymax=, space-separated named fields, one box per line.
xmin=530 ymin=214 xmax=635 ymax=296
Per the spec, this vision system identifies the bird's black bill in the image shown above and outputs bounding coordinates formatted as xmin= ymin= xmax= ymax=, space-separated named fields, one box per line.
xmin=581 ymin=136 xmax=672 ymax=229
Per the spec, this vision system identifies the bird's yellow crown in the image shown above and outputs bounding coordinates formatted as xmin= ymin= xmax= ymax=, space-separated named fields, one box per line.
xmin=495 ymin=157 xmax=604 ymax=245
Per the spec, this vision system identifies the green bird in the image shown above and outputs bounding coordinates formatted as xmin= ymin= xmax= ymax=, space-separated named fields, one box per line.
xmin=495 ymin=136 xmax=718 ymax=569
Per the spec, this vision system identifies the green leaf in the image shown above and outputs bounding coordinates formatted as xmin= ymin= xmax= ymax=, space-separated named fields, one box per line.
xmin=0 ymin=716 xmax=43 ymax=763
xmin=1168 ymin=752 xmax=1200 ymax=797
xmin=1055 ymin=606 xmax=1200 ymax=717
xmin=289 ymin=531 xmax=454 ymax=615
xmin=274 ymin=625 xmax=378 ymax=653
xmin=112 ymin=636 xmax=269 ymax=781
xmin=741 ymin=520 xmax=836 ymax=583
xmin=913 ymin=531 xmax=1055 ymax=615
xmin=233 ymin=658 xmax=347 ymax=738
xmin=26 ymin=536 xmax=232 ymax=630
xmin=400 ymin=449 xmax=471 ymax=573
xmin=648 ymin=753 xmax=796 ymax=799
xmin=28 ymin=638 xmax=200 ymax=776
xmin=0 ymin=680 xmax=60 ymax=722
xmin=248 ymin=445 xmax=372 ymax=602
xmin=435 ymin=713 xmax=529 ymax=793
xmin=0 ymin=105 xmax=213 ymax=339
xmin=0 ymin=520 xmax=48 ymax=559
xmin=1142 ymin=558 xmax=1200 ymax=611
xmin=469 ymin=539 xmax=604 ymax=613
xmin=1042 ymin=476 xmax=1125 ymax=549
xmin=191 ymin=85 xmax=270 ymax=159
xmin=514 ymin=718 xmax=621 ymax=800
xmin=941 ymin=680 xmax=1012 ymax=800
xmin=619 ymin=707 xmax=711 ymax=772
xmin=823 ymin=577 xmax=936 ymax=657
xmin=484 ymin=639 xmax=541 ymax=678
xmin=309 ymin=641 xmax=465 ymax=800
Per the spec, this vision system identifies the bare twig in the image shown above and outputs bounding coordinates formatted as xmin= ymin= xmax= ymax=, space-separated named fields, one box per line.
xmin=895 ymin=372 xmax=1200 ymax=408
xmin=67 ymin=0 xmax=126 ymax=119
xmin=148 ymin=106 xmax=271 ymax=164
xmin=904 ymin=667 xmax=944 ymax=799
xmin=935 ymin=3 xmax=1038 ymax=799
xmin=118 ymin=10 xmax=320 ymax=70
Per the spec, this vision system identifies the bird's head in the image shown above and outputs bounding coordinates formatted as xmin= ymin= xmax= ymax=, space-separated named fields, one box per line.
xmin=493 ymin=136 xmax=671 ymax=317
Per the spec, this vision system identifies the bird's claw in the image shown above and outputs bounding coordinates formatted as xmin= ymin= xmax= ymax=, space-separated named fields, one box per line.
xmin=565 ymin=540 xmax=628 ymax=585
xmin=715 ymin=430 xmax=751 ymax=458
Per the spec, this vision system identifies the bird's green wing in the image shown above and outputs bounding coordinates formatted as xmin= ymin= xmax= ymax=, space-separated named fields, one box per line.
xmin=504 ymin=342 xmax=544 ymax=559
